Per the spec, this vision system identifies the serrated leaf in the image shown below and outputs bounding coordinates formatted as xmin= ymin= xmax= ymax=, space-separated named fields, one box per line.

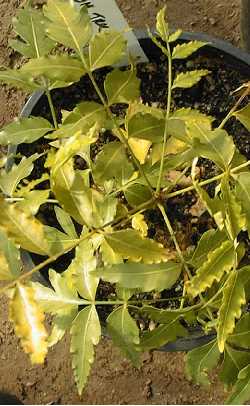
xmin=221 ymin=176 xmax=246 ymax=240
xmin=185 ymin=340 xmax=220 ymax=386
xmin=128 ymin=112 xmax=165 ymax=142
xmin=44 ymin=0 xmax=92 ymax=52
xmin=93 ymin=141 xmax=134 ymax=186
xmin=124 ymin=184 xmax=152 ymax=208
xmin=107 ymin=306 xmax=140 ymax=367
xmin=128 ymin=137 xmax=152 ymax=164
xmin=16 ymin=190 xmax=50 ymax=215
xmin=48 ymin=308 xmax=77 ymax=347
xmin=21 ymin=55 xmax=86 ymax=84
xmin=172 ymin=41 xmax=207 ymax=60
xmin=88 ymin=30 xmax=127 ymax=71
xmin=186 ymin=240 xmax=235 ymax=297
xmin=172 ymin=69 xmax=209 ymax=89
xmin=55 ymin=206 xmax=77 ymax=239
xmin=132 ymin=213 xmax=148 ymax=237
xmin=168 ymin=29 xmax=182 ymax=43
xmin=229 ymin=313 xmax=250 ymax=349
xmin=142 ymin=305 xmax=195 ymax=324
xmin=0 ymin=69 xmax=40 ymax=91
xmin=233 ymin=103 xmax=250 ymax=131
xmin=190 ymin=229 xmax=227 ymax=268
xmin=104 ymin=229 xmax=171 ymax=264
xmin=104 ymin=67 xmax=140 ymax=105
xmin=100 ymin=238 xmax=123 ymax=265
xmin=9 ymin=283 xmax=48 ymax=364
xmin=32 ymin=269 xmax=81 ymax=315
xmin=0 ymin=199 xmax=49 ymax=255
xmin=226 ymin=365 xmax=250 ymax=405
xmin=217 ymin=271 xmax=246 ymax=353
xmin=236 ymin=172 xmax=250 ymax=238
xmin=95 ymin=261 xmax=181 ymax=291
xmin=139 ymin=316 xmax=187 ymax=351
xmin=10 ymin=7 xmax=55 ymax=58
xmin=49 ymin=102 xmax=107 ymax=140
xmin=187 ymin=122 xmax=235 ymax=169
xmin=67 ymin=239 xmax=98 ymax=301
xmin=70 ymin=305 xmax=101 ymax=395
xmin=0 ymin=153 xmax=41 ymax=196
xmin=220 ymin=345 xmax=250 ymax=388
xmin=0 ymin=230 xmax=21 ymax=281
xmin=156 ymin=6 xmax=169 ymax=42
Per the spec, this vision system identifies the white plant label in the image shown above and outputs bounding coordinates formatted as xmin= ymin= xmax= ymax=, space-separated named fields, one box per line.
xmin=74 ymin=0 xmax=148 ymax=63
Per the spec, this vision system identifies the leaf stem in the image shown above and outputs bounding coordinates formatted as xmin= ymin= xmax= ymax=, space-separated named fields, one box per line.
xmin=45 ymin=89 xmax=58 ymax=129
xmin=219 ymin=85 xmax=250 ymax=129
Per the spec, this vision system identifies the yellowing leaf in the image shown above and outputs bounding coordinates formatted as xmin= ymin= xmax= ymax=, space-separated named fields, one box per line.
xmin=168 ymin=29 xmax=182 ymax=43
xmin=107 ymin=305 xmax=140 ymax=367
xmin=190 ymin=229 xmax=227 ymax=268
xmin=132 ymin=213 xmax=148 ymax=237
xmin=172 ymin=41 xmax=207 ymax=60
xmin=44 ymin=0 xmax=92 ymax=52
xmin=54 ymin=206 xmax=77 ymax=239
xmin=186 ymin=241 xmax=235 ymax=297
xmin=16 ymin=190 xmax=50 ymax=216
xmin=0 ymin=229 xmax=21 ymax=281
xmin=9 ymin=283 xmax=48 ymax=364
xmin=236 ymin=172 xmax=250 ymax=237
xmin=172 ymin=69 xmax=209 ymax=89
xmin=70 ymin=306 xmax=101 ymax=395
xmin=128 ymin=112 xmax=165 ymax=142
xmin=0 ymin=68 xmax=40 ymax=91
xmin=233 ymin=103 xmax=250 ymax=131
xmin=217 ymin=271 xmax=246 ymax=353
xmin=156 ymin=6 xmax=169 ymax=42
xmin=128 ymin=137 xmax=152 ymax=164
xmin=104 ymin=68 xmax=140 ymax=105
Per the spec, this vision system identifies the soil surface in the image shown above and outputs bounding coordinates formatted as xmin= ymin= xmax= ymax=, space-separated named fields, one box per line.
xmin=0 ymin=0 xmax=244 ymax=404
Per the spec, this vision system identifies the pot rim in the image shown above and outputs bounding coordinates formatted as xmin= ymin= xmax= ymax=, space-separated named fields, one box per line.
xmin=7 ymin=30 xmax=250 ymax=352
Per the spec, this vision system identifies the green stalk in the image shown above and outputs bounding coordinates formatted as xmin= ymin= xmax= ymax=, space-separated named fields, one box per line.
xmin=219 ymin=85 xmax=250 ymax=129
xmin=45 ymin=89 xmax=58 ymax=129
xmin=156 ymin=42 xmax=172 ymax=194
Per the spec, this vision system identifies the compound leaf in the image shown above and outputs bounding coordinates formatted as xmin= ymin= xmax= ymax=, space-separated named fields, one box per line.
xmin=172 ymin=69 xmax=209 ymax=89
xmin=172 ymin=41 xmax=207 ymax=60
xmin=104 ymin=67 xmax=140 ymax=105
xmin=186 ymin=340 xmax=220 ymax=386
xmin=95 ymin=261 xmax=181 ymax=291
xmin=10 ymin=7 xmax=55 ymax=58
xmin=186 ymin=240 xmax=235 ymax=297
xmin=44 ymin=0 xmax=92 ymax=52
xmin=9 ymin=283 xmax=48 ymax=364
xmin=70 ymin=305 xmax=101 ymax=395
xmin=107 ymin=305 xmax=140 ymax=367
xmin=48 ymin=308 xmax=77 ymax=347
xmin=104 ymin=229 xmax=171 ymax=264
xmin=233 ymin=103 xmax=250 ymax=132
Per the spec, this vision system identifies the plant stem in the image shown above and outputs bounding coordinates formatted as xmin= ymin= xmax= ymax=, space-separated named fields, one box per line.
xmin=156 ymin=42 xmax=172 ymax=194
xmin=219 ymin=85 xmax=250 ymax=129
xmin=5 ymin=197 xmax=58 ymax=204
xmin=45 ymin=89 xmax=58 ymax=129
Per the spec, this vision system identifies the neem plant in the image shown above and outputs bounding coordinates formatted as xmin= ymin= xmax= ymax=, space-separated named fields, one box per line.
xmin=0 ymin=0 xmax=250 ymax=402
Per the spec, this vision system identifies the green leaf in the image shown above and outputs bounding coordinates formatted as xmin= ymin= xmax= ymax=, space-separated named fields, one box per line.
xmin=10 ymin=7 xmax=55 ymax=58
xmin=139 ymin=317 xmax=187 ymax=351
xmin=107 ymin=306 xmax=140 ymax=367
xmin=190 ymin=229 xmax=227 ymax=268
xmin=217 ymin=271 xmax=246 ymax=353
xmin=93 ymin=141 xmax=134 ymax=186
xmin=233 ymin=103 xmax=250 ymax=131
xmin=124 ymin=184 xmax=152 ymax=208
xmin=88 ymin=30 xmax=127 ymax=71
xmin=0 ymin=229 xmax=21 ymax=281
xmin=172 ymin=69 xmax=209 ymax=89
xmin=44 ymin=0 xmax=92 ymax=52
xmin=100 ymin=238 xmax=123 ymax=265
xmin=0 ymin=153 xmax=41 ymax=196
xmin=172 ymin=41 xmax=207 ymax=60
xmin=156 ymin=6 xmax=169 ymax=42
xmin=128 ymin=112 xmax=165 ymax=142
xmin=192 ymin=183 xmax=224 ymax=230
xmin=48 ymin=308 xmax=77 ymax=347
xmin=0 ymin=199 xmax=49 ymax=255
xmin=95 ymin=261 xmax=181 ymax=291
xmin=226 ymin=365 xmax=250 ymax=405
xmin=49 ymin=102 xmax=107 ymax=140
xmin=44 ymin=225 xmax=78 ymax=256
xmin=236 ymin=172 xmax=250 ymax=237
xmin=104 ymin=229 xmax=171 ymax=264
xmin=0 ymin=68 xmax=40 ymax=91
xmin=187 ymin=122 xmax=235 ymax=170
xmin=185 ymin=340 xmax=220 ymax=386
xmin=104 ymin=67 xmax=140 ymax=105
xmin=186 ymin=240 xmax=235 ymax=297
xmin=67 ymin=239 xmax=98 ymax=301
xmin=32 ymin=269 xmax=81 ymax=315
xmin=9 ymin=283 xmax=48 ymax=364
xmin=21 ymin=55 xmax=86 ymax=84
xmin=70 ymin=305 xmax=101 ymax=395
xmin=55 ymin=206 xmax=77 ymax=239
xmin=16 ymin=190 xmax=50 ymax=215
xmin=229 ymin=313 xmax=250 ymax=349
xmin=220 ymin=345 xmax=250 ymax=388
xmin=168 ymin=29 xmax=182 ymax=43
xmin=221 ymin=176 xmax=246 ymax=240
xmin=141 ymin=305 xmax=195 ymax=324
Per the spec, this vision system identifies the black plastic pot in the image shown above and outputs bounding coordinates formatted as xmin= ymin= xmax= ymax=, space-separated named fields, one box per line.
xmin=7 ymin=31 xmax=250 ymax=352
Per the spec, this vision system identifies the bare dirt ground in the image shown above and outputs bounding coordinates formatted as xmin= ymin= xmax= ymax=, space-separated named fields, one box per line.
xmin=0 ymin=0 xmax=242 ymax=404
